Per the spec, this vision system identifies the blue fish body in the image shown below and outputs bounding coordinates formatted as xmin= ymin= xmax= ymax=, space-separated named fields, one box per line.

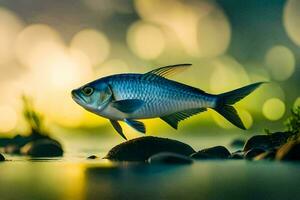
xmin=95 ymin=74 xmax=216 ymax=120
xmin=71 ymin=64 xmax=263 ymax=139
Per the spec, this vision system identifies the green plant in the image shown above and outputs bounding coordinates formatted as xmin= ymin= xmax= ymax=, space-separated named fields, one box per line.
xmin=284 ymin=106 xmax=300 ymax=134
xmin=22 ymin=95 xmax=45 ymax=135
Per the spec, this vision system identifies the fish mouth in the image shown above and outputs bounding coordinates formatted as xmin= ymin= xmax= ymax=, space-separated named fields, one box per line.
xmin=71 ymin=90 xmax=86 ymax=104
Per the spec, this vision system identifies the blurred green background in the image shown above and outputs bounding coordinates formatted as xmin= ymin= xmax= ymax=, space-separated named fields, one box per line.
xmin=0 ymin=0 xmax=299 ymax=141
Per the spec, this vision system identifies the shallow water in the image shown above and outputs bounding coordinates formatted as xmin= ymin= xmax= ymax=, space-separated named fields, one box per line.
xmin=1 ymin=135 xmax=300 ymax=200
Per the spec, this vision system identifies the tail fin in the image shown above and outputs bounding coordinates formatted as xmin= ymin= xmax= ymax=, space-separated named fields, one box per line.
xmin=213 ymin=82 xmax=264 ymax=130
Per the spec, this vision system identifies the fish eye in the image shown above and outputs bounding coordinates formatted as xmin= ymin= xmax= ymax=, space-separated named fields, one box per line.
xmin=82 ymin=86 xmax=94 ymax=96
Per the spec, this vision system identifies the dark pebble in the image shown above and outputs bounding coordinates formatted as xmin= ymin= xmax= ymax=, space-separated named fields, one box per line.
xmin=230 ymin=139 xmax=245 ymax=148
xmin=243 ymin=132 xmax=290 ymax=151
xmin=0 ymin=153 xmax=5 ymax=161
xmin=191 ymin=146 xmax=231 ymax=160
xmin=104 ymin=136 xmax=195 ymax=162
xmin=87 ymin=155 xmax=98 ymax=159
xmin=244 ymin=148 xmax=266 ymax=160
xmin=229 ymin=150 xmax=244 ymax=159
xmin=276 ymin=140 xmax=300 ymax=161
xmin=21 ymin=139 xmax=63 ymax=157
xmin=148 ymin=152 xmax=193 ymax=164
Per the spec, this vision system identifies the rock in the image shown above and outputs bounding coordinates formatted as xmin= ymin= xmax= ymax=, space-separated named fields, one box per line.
xmin=276 ymin=140 xmax=300 ymax=161
xmin=254 ymin=150 xmax=276 ymax=160
xmin=243 ymin=132 xmax=290 ymax=151
xmin=87 ymin=155 xmax=98 ymax=159
xmin=4 ymin=144 xmax=21 ymax=154
xmin=191 ymin=146 xmax=231 ymax=160
xmin=244 ymin=148 xmax=266 ymax=160
xmin=148 ymin=152 xmax=193 ymax=164
xmin=0 ymin=153 xmax=5 ymax=161
xmin=21 ymin=139 xmax=63 ymax=157
xmin=230 ymin=139 xmax=245 ymax=148
xmin=229 ymin=150 xmax=244 ymax=159
xmin=104 ymin=136 xmax=195 ymax=161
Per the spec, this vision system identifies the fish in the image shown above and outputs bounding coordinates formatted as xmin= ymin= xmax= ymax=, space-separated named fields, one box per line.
xmin=71 ymin=64 xmax=263 ymax=140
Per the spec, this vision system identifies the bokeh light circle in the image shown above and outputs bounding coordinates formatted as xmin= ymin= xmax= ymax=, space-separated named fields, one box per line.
xmin=210 ymin=56 xmax=250 ymax=94
xmin=293 ymin=97 xmax=300 ymax=109
xmin=15 ymin=24 xmax=63 ymax=68
xmin=239 ymin=109 xmax=253 ymax=129
xmin=265 ymin=45 xmax=295 ymax=81
xmin=70 ymin=29 xmax=110 ymax=66
xmin=284 ymin=0 xmax=300 ymax=46
xmin=134 ymin=0 xmax=231 ymax=58
xmin=127 ymin=21 xmax=165 ymax=60
xmin=262 ymin=98 xmax=285 ymax=121
xmin=0 ymin=7 xmax=23 ymax=65
xmin=196 ymin=4 xmax=231 ymax=57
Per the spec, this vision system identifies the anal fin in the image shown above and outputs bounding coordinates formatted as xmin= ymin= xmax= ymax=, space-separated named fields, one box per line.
xmin=160 ymin=108 xmax=207 ymax=129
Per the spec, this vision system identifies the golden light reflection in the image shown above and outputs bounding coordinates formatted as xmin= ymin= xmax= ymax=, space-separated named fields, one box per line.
xmin=70 ymin=29 xmax=110 ymax=66
xmin=134 ymin=0 xmax=231 ymax=58
xmin=0 ymin=105 xmax=18 ymax=132
xmin=265 ymin=45 xmax=295 ymax=81
xmin=61 ymin=164 xmax=85 ymax=200
xmin=0 ymin=7 xmax=23 ymax=65
xmin=263 ymin=98 xmax=285 ymax=121
xmin=284 ymin=0 xmax=300 ymax=46
xmin=127 ymin=21 xmax=165 ymax=60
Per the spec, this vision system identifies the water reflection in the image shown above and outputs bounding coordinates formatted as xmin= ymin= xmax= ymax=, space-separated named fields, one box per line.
xmin=1 ymin=158 xmax=300 ymax=200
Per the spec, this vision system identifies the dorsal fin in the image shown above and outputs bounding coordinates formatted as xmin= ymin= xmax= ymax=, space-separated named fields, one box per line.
xmin=141 ymin=63 xmax=191 ymax=81
xmin=160 ymin=108 xmax=207 ymax=129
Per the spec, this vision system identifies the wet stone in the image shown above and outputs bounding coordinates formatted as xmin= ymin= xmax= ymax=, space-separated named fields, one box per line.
xmin=104 ymin=136 xmax=195 ymax=162
xmin=148 ymin=152 xmax=193 ymax=165
xmin=244 ymin=148 xmax=266 ymax=160
xmin=191 ymin=146 xmax=231 ymax=160
xmin=243 ymin=132 xmax=290 ymax=152
xmin=0 ymin=153 xmax=5 ymax=161
xmin=21 ymin=139 xmax=63 ymax=157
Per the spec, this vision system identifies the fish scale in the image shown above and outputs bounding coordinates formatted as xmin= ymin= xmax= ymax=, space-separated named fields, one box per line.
xmin=107 ymin=74 xmax=213 ymax=119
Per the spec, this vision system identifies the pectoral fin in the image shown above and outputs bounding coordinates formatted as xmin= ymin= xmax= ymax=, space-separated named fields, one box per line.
xmin=160 ymin=108 xmax=207 ymax=129
xmin=124 ymin=119 xmax=146 ymax=133
xmin=111 ymin=99 xmax=144 ymax=113
xmin=110 ymin=119 xmax=127 ymax=140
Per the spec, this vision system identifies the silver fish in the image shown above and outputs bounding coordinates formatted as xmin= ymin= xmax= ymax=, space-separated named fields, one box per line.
xmin=71 ymin=64 xmax=263 ymax=139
